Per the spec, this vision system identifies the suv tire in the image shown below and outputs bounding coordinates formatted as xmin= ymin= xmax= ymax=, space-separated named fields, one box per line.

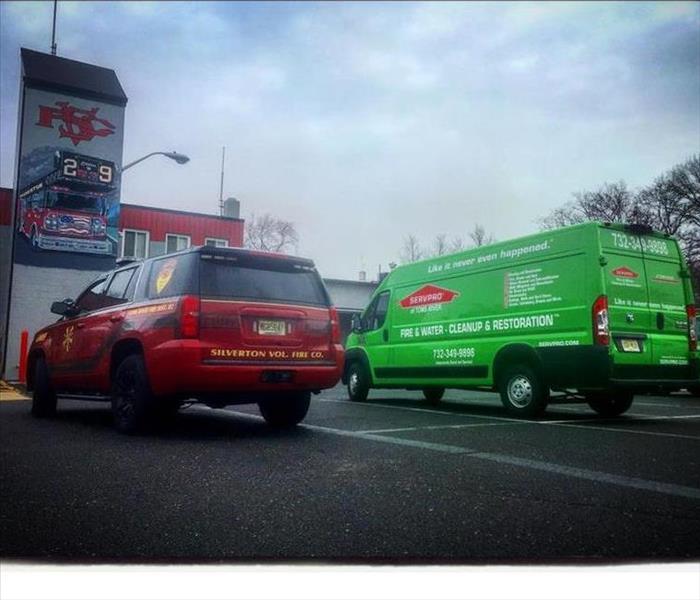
xmin=498 ymin=364 xmax=548 ymax=417
xmin=31 ymin=357 xmax=57 ymax=418
xmin=258 ymin=392 xmax=310 ymax=428
xmin=347 ymin=362 xmax=370 ymax=402
xmin=586 ymin=391 xmax=634 ymax=417
xmin=111 ymin=354 xmax=154 ymax=434
xmin=422 ymin=387 xmax=445 ymax=404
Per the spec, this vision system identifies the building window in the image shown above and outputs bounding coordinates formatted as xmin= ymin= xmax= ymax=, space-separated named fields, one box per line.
xmin=165 ymin=234 xmax=191 ymax=254
xmin=121 ymin=229 xmax=149 ymax=259
xmin=204 ymin=237 xmax=228 ymax=248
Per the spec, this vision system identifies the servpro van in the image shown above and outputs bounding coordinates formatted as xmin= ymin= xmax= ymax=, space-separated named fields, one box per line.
xmin=343 ymin=223 xmax=698 ymax=417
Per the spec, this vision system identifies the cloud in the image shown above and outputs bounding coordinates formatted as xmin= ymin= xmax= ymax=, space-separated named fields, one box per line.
xmin=1 ymin=1 xmax=698 ymax=279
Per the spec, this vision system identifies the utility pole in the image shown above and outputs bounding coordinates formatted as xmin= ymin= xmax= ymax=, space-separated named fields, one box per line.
xmin=51 ymin=0 xmax=58 ymax=55
xmin=219 ymin=146 xmax=225 ymax=216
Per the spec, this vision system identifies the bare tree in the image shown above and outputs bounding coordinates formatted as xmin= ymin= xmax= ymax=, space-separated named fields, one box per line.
xmin=539 ymin=157 xmax=700 ymax=301
xmin=469 ymin=224 xmax=495 ymax=247
xmin=400 ymin=234 xmax=423 ymax=263
xmin=449 ymin=236 xmax=466 ymax=253
xmin=432 ymin=233 xmax=449 ymax=257
xmin=244 ymin=213 xmax=299 ymax=253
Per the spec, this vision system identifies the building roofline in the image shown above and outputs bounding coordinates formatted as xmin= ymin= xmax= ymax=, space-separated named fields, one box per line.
xmin=121 ymin=202 xmax=244 ymax=223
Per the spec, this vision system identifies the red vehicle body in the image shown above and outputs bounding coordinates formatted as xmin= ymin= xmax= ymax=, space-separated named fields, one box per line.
xmin=27 ymin=246 xmax=344 ymax=432
xmin=17 ymin=151 xmax=114 ymax=254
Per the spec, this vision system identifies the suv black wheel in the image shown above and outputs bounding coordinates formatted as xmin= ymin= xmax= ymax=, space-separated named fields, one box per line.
xmin=347 ymin=362 xmax=370 ymax=402
xmin=258 ymin=392 xmax=311 ymax=428
xmin=498 ymin=364 xmax=549 ymax=417
xmin=586 ymin=391 xmax=634 ymax=417
xmin=111 ymin=354 xmax=154 ymax=434
xmin=31 ymin=357 xmax=57 ymax=418
xmin=422 ymin=387 xmax=444 ymax=404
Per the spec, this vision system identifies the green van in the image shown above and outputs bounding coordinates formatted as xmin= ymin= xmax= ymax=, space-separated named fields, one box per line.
xmin=343 ymin=223 xmax=698 ymax=417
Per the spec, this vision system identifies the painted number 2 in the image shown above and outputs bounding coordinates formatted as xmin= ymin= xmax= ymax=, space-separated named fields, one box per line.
xmin=62 ymin=158 xmax=77 ymax=177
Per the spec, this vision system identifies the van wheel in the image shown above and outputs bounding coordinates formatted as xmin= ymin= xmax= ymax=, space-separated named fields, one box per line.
xmin=422 ymin=387 xmax=444 ymax=404
xmin=347 ymin=362 xmax=370 ymax=402
xmin=31 ymin=357 xmax=57 ymax=418
xmin=111 ymin=355 xmax=154 ymax=434
xmin=258 ymin=392 xmax=310 ymax=428
xmin=586 ymin=391 xmax=634 ymax=417
xmin=499 ymin=364 xmax=548 ymax=417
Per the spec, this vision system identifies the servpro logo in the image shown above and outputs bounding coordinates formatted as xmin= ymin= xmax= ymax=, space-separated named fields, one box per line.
xmin=399 ymin=285 xmax=459 ymax=308
xmin=612 ymin=266 xmax=638 ymax=279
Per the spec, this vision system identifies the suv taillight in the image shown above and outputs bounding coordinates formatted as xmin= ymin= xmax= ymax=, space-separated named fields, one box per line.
xmin=687 ymin=305 xmax=697 ymax=352
xmin=329 ymin=306 xmax=341 ymax=345
xmin=179 ymin=295 xmax=200 ymax=339
xmin=592 ymin=295 xmax=609 ymax=346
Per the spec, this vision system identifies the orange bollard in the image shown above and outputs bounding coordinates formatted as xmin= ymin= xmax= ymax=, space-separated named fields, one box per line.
xmin=18 ymin=330 xmax=29 ymax=383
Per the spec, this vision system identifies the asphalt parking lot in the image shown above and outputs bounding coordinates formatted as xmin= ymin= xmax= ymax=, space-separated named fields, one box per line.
xmin=1 ymin=384 xmax=699 ymax=564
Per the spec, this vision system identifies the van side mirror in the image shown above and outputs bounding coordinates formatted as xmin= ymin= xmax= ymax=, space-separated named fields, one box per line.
xmin=351 ymin=313 xmax=363 ymax=333
xmin=51 ymin=298 xmax=79 ymax=317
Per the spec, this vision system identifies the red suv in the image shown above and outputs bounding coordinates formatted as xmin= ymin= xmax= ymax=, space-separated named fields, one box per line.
xmin=27 ymin=246 xmax=344 ymax=433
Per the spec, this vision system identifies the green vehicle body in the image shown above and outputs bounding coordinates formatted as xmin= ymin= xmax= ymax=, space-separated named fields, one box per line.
xmin=343 ymin=222 xmax=699 ymax=416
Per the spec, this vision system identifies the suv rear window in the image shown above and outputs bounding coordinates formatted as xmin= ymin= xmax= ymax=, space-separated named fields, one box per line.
xmin=147 ymin=253 xmax=198 ymax=299
xmin=200 ymin=254 xmax=329 ymax=307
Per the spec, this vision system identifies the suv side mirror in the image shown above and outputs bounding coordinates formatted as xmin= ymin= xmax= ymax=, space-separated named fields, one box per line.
xmin=351 ymin=313 xmax=363 ymax=333
xmin=51 ymin=298 xmax=79 ymax=317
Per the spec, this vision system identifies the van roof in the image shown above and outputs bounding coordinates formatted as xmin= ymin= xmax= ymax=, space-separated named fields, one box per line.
xmin=381 ymin=221 xmax=677 ymax=290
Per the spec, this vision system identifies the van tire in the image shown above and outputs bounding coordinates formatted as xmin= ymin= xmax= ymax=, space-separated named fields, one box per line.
xmin=31 ymin=358 xmax=57 ymax=418
xmin=259 ymin=392 xmax=310 ymax=428
xmin=422 ymin=387 xmax=445 ymax=404
xmin=347 ymin=362 xmax=370 ymax=402
xmin=498 ymin=364 xmax=548 ymax=417
xmin=586 ymin=391 xmax=634 ymax=417
xmin=111 ymin=354 xmax=154 ymax=434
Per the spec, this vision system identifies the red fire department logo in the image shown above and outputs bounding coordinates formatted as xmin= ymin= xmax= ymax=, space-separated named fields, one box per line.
xmin=399 ymin=285 xmax=459 ymax=308
xmin=612 ymin=266 xmax=638 ymax=279
xmin=37 ymin=101 xmax=116 ymax=146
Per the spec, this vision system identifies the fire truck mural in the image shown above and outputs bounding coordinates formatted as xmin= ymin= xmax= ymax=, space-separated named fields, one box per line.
xmin=17 ymin=151 xmax=115 ymax=254
xmin=14 ymin=87 xmax=125 ymax=268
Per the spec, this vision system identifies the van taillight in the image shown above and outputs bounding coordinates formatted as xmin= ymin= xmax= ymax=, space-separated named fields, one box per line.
xmin=592 ymin=295 xmax=609 ymax=346
xmin=687 ymin=305 xmax=697 ymax=352
xmin=180 ymin=295 xmax=200 ymax=339
xmin=329 ymin=306 xmax=341 ymax=344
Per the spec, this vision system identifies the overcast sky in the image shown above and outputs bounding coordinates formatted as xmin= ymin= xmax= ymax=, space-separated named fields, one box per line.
xmin=1 ymin=1 xmax=698 ymax=279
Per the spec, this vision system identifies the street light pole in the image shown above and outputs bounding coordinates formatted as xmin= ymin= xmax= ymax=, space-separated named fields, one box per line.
xmin=121 ymin=151 xmax=190 ymax=172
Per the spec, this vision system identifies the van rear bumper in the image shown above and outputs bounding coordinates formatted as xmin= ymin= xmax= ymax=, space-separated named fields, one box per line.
xmin=536 ymin=346 xmax=699 ymax=391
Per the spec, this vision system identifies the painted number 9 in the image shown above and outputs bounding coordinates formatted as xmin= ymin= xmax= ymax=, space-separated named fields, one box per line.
xmin=99 ymin=165 xmax=113 ymax=183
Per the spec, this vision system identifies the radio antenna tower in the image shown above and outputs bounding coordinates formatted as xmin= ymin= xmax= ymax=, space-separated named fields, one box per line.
xmin=219 ymin=146 xmax=225 ymax=216
xmin=51 ymin=0 xmax=58 ymax=55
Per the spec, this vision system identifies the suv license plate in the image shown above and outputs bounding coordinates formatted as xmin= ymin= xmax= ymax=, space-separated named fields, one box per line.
xmin=258 ymin=319 xmax=286 ymax=336
xmin=621 ymin=339 xmax=641 ymax=352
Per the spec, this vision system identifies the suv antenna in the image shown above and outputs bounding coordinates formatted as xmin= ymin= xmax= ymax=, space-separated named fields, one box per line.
xmin=219 ymin=146 xmax=225 ymax=216
xmin=51 ymin=0 xmax=58 ymax=55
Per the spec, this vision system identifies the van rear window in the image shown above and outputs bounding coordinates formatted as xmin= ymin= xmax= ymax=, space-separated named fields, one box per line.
xmin=200 ymin=256 xmax=329 ymax=306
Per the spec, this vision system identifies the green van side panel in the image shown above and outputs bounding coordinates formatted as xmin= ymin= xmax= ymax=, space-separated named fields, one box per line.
xmin=346 ymin=222 xmax=698 ymax=391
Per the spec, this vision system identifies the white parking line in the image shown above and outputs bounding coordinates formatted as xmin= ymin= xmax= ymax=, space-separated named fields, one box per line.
xmin=538 ymin=421 xmax=700 ymax=441
xmin=355 ymin=422 xmax=522 ymax=434
xmin=217 ymin=408 xmax=700 ymax=501
xmin=319 ymin=397 xmax=527 ymax=423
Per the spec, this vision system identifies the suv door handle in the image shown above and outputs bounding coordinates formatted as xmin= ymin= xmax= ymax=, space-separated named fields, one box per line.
xmin=110 ymin=314 xmax=124 ymax=323
xmin=382 ymin=329 xmax=388 ymax=342
xmin=76 ymin=323 xmax=86 ymax=329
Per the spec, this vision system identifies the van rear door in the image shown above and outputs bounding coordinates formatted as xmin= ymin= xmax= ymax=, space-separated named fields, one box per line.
xmin=639 ymin=237 xmax=691 ymax=368
xmin=198 ymin=251 xmax=336 ymax=365
xmin=600 ymin=226 xmax=690 ymax=372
